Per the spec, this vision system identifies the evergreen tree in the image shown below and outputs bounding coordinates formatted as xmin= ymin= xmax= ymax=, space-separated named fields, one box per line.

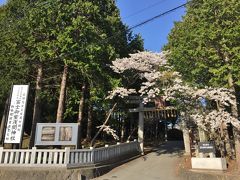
xmin=0 ymin=0 xmax=143 ymax=146
xmin=166 ymin=0 xmax=240 ymax=87
xmin=165 ymin=0 xmax=240 ymax=165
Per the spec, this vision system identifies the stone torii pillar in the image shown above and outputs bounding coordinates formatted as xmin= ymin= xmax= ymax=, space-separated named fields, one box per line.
xmin=128 ymin=96 xmax=166 ymax=154
xmin=138 ymin=102 xmax=144 ymax=154
xmin=129 ymin=102 xmax=145 ymax=154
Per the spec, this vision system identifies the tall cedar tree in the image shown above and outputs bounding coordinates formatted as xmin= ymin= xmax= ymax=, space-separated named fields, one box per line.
xmin=0 ymin=0 xmax=143 ymax=146
xmin=165 ymin=0 xmax=240 ymax=166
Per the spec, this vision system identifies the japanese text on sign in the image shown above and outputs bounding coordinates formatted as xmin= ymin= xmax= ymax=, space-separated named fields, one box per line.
xmin=4 ymin=85 xmax=29 ymax=144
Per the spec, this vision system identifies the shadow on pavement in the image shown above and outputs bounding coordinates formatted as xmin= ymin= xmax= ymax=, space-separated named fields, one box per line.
xmin=153 ymin=141 xmax=184 ymax=157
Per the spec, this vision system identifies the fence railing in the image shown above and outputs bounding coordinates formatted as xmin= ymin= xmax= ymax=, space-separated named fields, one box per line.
xmin=0 ymin=141 xmax=140 ymax=168
xmin=0 ymin=148 xmax=68 ymax=167
xmin=68 ymin=141 xmax=140 ymax=167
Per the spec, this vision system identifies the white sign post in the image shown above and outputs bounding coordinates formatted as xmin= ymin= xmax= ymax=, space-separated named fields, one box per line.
xmin=4 ymin=85 xmax=29 ymax=144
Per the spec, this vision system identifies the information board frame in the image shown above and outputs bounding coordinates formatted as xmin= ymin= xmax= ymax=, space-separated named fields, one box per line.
xmin=35 ymin=123 xmax=78 ymax=147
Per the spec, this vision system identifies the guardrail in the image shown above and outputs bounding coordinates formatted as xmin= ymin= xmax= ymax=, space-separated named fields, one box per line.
xmin=0 ymin=141 xmax=140 ymax=168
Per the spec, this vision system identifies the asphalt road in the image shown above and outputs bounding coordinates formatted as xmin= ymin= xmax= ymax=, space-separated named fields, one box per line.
xmin=93 ymin=141 xmax=184 ymax=180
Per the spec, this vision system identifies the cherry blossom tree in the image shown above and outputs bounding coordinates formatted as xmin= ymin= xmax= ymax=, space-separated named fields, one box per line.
xmin=109 ymin=51 xmax=174 ymax=101
xmin=109 ymin=51 xmax=240 ymax=157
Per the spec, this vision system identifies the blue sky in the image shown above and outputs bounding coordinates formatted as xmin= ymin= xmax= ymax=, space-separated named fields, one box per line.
xmin=117 ymin=0 xmax=187 ymax=52
xmin=0 ymin=0 xmax=5 ymax=6
xmin=0 ymin=0 xmax=186 ymax=52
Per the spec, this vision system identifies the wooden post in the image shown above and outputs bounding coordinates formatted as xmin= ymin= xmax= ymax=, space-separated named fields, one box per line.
xmin=138 ymin=102 xmax=144 ymax=154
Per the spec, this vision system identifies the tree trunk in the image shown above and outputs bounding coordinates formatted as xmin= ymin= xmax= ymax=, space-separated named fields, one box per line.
xmin=56 ymin=65 xmax=68 ymax=123
xmin=227 ymin=73 xmax=240 ymax=166
xmin=29 ymin=64 xmax=43 ymax=148
xmin=217 ymin=100 xmax=232 ymax=158
xmin=90 ymin=103 xmax=117 ymax=147
xmin=127 ymin=127 xmax=137 ymax=141
xmin=228 ymin=73 xmax=238 ymax=117
xmin=86 ymin=103 xmax=93 ymax=141
xmin=0 ymin=98 xmax=10 ymax=145
xmin=224 ymin=52 xmax=240 ymax=165
xmin=77 ymin=83 xmax=86 ymax=148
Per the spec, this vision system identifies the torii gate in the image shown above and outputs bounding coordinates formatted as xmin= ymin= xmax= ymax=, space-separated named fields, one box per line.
xmin=127 ymin=96 xmax=177 ymax=154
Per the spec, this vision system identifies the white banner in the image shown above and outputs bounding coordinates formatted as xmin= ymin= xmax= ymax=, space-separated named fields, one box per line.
xmin=4 ymin=85 xmax=29 ymax=144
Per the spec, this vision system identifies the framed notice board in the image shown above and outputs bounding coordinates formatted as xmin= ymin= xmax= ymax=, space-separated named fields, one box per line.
xmin=35 ymin=123 xmax=78 ymax=147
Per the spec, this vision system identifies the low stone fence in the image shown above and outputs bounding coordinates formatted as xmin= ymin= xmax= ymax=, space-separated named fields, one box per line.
xmin=0 ymin=141 xmax=140 ymax=168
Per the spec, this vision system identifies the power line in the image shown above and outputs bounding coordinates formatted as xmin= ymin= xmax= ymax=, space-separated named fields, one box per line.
xmin=122 ymin=0 xmax=168 ymax=20
xmin=129 ymin=3 xmax=188 ymax=30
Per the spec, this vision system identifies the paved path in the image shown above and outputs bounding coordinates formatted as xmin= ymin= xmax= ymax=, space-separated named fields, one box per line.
xmin=94 ymin=141 xmax=184 ymax=180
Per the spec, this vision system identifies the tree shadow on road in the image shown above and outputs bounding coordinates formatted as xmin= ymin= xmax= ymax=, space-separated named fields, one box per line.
xmin=153 ymin=141 xmax=184 ymax=157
